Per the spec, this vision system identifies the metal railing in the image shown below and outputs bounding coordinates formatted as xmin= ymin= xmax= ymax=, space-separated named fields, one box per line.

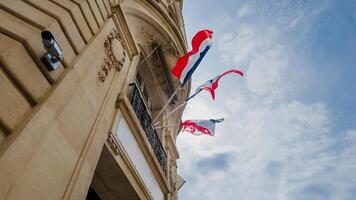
xmin=129 ymin=82 xmax=167 ymax=174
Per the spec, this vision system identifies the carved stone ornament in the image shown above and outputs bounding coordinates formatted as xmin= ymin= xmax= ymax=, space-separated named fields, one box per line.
xmin=98 ymin=29 xmax=126 ymax=82
xmin=140 ymin=26 xmax=162 ymax=45
xmin=140 ymin=26 xmax=179 ymax=58
xmin=107 ymin=132 xmax=120 ymax=155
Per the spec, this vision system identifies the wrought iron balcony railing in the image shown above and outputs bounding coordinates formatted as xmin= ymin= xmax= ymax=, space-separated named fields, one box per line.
xmin=129 ymin=82 xmax=167 ymax=174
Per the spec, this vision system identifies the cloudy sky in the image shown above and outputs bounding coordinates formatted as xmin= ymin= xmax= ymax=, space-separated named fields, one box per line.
xmin=176 ymin=0 xmax=356 ymax=199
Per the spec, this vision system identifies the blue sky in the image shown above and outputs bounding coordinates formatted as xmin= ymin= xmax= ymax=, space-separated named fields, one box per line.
xmin=176 ymin=0 xmax=356 ymax=199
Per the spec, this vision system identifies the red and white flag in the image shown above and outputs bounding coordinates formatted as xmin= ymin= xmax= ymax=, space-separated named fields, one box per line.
xmin=186 ymin=69 xmax=243 ymax=101
xmin=171 ymin=30 xmax=213 ymax=86
xmin=181 ymin=118 xmax=224 ymax=136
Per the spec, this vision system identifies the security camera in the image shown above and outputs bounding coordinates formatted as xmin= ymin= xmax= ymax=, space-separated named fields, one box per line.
xmin=40 ymin=31 xmax=63 ymax=71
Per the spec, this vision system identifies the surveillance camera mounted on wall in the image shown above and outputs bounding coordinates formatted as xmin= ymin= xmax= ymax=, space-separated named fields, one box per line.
xmin=40 ymin=31 xmax=63 ymax=71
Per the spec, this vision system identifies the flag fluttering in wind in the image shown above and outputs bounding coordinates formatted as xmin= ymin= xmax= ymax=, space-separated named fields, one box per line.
xmin=181 ymin=118 xmax=224 ymax=136
xmin=186 ymin=69 xmax=243 ymax=101
xmin=171 ymin=29 xmax=213 ymax=86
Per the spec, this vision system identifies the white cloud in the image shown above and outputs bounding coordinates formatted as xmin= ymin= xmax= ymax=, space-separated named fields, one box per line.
xmin=246 ymin=45 xmax=288 ymax=97
xmin=257 ymin=0 xmax=330 ymax=29
xmin=179 ymin=93 xmax=356 ymax=199
xmin=219 ymin=25 xmax=279 ymax=66
xmin=219 ymin=25 xmax=258 ymax=65
xmin=237 ymin=4 xmax=252 ymax=17
xmin=178 ymin=1 xmax=356 ymax=199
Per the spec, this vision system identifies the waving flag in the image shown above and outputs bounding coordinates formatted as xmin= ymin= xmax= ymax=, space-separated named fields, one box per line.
xmin=181 ymin=118 xmax=224 ymax=136
xmin=187 ymin=69 xmax=243 ymax=101
xmin=171 ymin=29 xmax=213 ymax=86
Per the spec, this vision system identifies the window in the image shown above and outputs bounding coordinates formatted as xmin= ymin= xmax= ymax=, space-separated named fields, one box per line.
xmin=135 ymin=72 xmax=152 ymax=111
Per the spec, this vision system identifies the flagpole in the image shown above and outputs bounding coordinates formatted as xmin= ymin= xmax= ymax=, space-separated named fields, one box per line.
xmin=152 ymin=75 xmax=193 ymax=125
xmin=154 ymin=101 xmax=187 ymax=126
xmin=155 ymin=124 xmax=181 ymax=129
xmin=137 ymin=44 xmax=161 ymax=67
xmin=167 ymin=0 xmax=176 ymax=6
xmin=152 ymin=85 xmax=182 ymax=124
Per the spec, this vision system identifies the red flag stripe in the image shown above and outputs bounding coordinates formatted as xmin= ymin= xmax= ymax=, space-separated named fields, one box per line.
xmin=171 ymin=30 xmax=213 ymax=84
xmin=181 ymin=120 xmax=214 ymax=136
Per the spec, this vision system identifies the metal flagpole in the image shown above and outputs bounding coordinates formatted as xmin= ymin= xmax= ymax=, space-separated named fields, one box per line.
xmin=152 ymin=85 xmax=182 ymax=124
xmin=167 ymin=0 xmax=176 ymax=6
xmin=153 ymin=76 xmax=192 ymax=125
xmin=137 ymin=44 xmax=161 ymax=68
xmin=154 ymin=101 xmax=187 ymax=126
xmin=155 ymin=124 xmax=181 ymax=129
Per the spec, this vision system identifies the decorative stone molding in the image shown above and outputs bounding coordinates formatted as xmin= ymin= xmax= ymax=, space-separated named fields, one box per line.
xmin=98 ymin=29 xmax=127 ymax=82
xmin=107 ymin=131 xmax=120 ymax=155
xmin=140 ymin=26 xmax=179 ymax=57
xmin=140 ymin=26 xmax=163 ymax=44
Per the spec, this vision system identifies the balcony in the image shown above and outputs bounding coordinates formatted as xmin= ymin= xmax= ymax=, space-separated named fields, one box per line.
xmin=129 ymin=82 xmax=167 ymax=174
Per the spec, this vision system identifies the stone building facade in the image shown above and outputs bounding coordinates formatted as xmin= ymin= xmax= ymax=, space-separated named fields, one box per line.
xmin=0 ymin=0 xmax=189 ymax=199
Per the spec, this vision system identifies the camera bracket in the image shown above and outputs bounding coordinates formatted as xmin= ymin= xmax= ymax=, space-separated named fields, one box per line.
xmin=41 ymin=52 xmax=61 ymax=71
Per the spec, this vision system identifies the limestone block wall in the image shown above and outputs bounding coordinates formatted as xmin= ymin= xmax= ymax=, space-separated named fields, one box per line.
xmin=0 ymin=0 xmax=115 ymax=149
xmin=0 ymin=1 xmax=129 ymax=199
xmin=0 ymin=17 xmax=130 ymax=200
xmin=0 ymin=0 xmax=187 ymax=199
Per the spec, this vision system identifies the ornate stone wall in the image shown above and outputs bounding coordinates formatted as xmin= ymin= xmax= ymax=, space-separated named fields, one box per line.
xmin=0 ymin=0 xmax=187 ymax=199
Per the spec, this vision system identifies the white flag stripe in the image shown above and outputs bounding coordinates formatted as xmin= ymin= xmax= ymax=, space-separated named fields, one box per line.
xmin=179 ymin=38 xmax=212 ymax=83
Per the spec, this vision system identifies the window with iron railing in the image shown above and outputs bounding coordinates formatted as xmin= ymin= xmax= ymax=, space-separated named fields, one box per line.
xmin=129 ymin=82 xmax=167 ymax=174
